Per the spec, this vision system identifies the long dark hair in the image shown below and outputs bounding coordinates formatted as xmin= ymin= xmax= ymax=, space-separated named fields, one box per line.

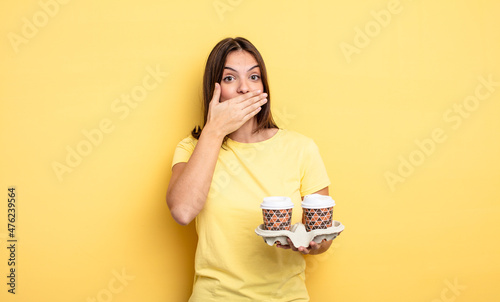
xmin=192 ymin=37 xmax=278 ymax=140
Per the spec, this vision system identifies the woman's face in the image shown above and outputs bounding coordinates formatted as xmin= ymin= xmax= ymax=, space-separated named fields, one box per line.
xmin=220 ymin=50 xmax=264 ymax=102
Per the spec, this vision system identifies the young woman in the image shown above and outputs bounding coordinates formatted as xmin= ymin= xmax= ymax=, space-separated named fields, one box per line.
xmin=166 ymin=37 xmax=333 ymax=301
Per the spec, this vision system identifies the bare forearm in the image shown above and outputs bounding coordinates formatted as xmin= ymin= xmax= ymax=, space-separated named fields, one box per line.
xmin=167 ymin=125 xmax=224 ymax=225
xmin=167 ymin=85 xmax=268 ymax=225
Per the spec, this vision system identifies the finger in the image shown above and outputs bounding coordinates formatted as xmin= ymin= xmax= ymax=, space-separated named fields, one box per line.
xmin=239 ymin=95 xmax=267 ymax=118
xmin=240 ymin=92 xmax=267 ymax=108
xmin=309 ymin=241 xmax=320 ymax=250
xmin=239 ymin=96 xmax=268 ymax=123
xmin=277 ymin=243 xmax=290 ymax=249
xmin=287 ymin=238 xmax=298 ymax=251
xmin=298 ymin=246 xmax=310 ymax=255
xmin=233 ymin=90 xmax=265 ymax=104
xmin=243 ymin=96 xmax=268 ymax=111
xmin=210 ymin=83 xmax=221 ymax=105
xmin=241 ymin=105 xmax=263 ymax=123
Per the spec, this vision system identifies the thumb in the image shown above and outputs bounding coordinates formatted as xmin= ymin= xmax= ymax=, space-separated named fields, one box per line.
xmin=210 ymin=83 xmax=221 ymax=104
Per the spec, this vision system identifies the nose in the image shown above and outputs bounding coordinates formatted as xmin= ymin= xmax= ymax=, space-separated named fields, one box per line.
xmin=237 ymin=79 xmax=250 ymax=94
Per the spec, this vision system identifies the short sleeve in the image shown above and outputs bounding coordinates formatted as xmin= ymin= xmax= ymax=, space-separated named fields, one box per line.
xmin=171 ymin=136 xmax=197 ymax=168
xmin=299 ymin=139 xmax=331 ymax=196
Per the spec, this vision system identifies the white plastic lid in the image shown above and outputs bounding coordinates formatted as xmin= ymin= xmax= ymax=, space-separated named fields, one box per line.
xmin=301 ymin=194 xmax=335 ymax=209
xmin=260 ymin=196 xmax=294 ymax=210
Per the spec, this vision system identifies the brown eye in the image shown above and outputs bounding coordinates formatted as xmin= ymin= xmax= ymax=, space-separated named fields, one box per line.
xmin=250 ymin=74 xmax=260 ymax=80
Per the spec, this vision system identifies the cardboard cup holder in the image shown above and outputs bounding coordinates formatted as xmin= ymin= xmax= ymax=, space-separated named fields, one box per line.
xmin=255 ymin=220 xmax=344 ymax=247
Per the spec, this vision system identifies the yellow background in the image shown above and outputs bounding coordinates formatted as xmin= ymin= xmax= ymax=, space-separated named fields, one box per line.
xmin=1 ymin=0 xmax=499 ymax=301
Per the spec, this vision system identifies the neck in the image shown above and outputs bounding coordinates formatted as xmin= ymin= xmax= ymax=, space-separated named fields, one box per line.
xmin=228 ymin=118 xmax=258 ymax=143
xmin=228 ymin=118 xmax=278 ymax=143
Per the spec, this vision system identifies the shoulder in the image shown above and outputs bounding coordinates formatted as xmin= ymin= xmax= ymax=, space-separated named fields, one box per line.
xmin=175 ymin=135 xmax=198 ymax=151
xmin=179 ymin=135 xmax=197 ymax=144
xmin=276 ymin=129 xmax=324 ymax=161
xmin=172 ymin=135 xmax=198 ymax=166
xmin=278 ymin=129 xmax=316 ymax=147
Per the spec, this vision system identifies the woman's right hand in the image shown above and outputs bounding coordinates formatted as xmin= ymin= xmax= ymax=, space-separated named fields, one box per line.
xmin=206 ymin=83 xmax=268 ymax=137
xmin=166 ymin=83 xmax=267 ymax=226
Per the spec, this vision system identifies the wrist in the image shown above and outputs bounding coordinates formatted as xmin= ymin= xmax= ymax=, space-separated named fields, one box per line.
xmin=200 ymin=124 xmax=225 ymax=142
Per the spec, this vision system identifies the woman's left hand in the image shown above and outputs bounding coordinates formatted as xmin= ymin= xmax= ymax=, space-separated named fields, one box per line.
xmin=276 ymin=238 xmax=332 ymax=255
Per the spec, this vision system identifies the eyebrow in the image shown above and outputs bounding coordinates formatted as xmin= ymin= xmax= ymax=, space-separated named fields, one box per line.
xmin=223 ymin=65 xmax=260 ymax=72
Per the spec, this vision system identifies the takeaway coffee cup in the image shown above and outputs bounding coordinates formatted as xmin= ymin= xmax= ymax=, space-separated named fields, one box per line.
xmin=260 ymin=196 xmax=294 ymax=231
xmin=301 ymin=194 xmax=335 ymax=232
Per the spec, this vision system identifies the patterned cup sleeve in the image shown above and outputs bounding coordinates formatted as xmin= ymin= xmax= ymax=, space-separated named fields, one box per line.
xmin=303 ymin=207 xmax=333 ymax=232
xmin=262 ymin=208 xmax=293 ymax=230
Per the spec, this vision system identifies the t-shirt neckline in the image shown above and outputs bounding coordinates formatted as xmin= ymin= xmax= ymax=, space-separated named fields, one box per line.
xmin=226 ymin=128 xmax=283 ymax=147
